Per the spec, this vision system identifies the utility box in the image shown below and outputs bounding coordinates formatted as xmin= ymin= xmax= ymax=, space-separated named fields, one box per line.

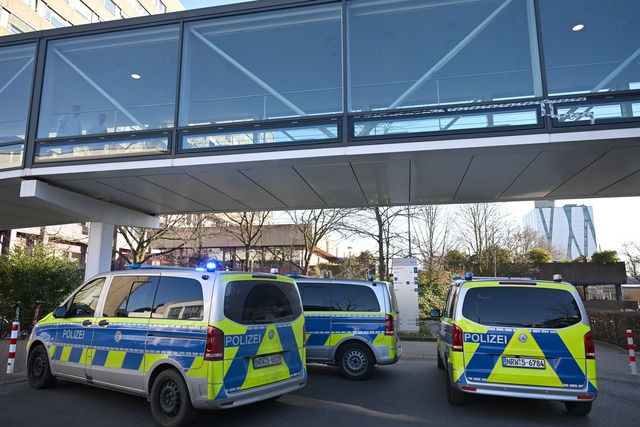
xmin=392 ymin=258 xmax=419 ymax=333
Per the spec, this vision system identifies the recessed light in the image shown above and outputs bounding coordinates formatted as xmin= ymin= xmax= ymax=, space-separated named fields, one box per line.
xmin=131 ymin=73 xmax=141 ymax=79
xmin=572 ymin=24 xmax=585 ymax=32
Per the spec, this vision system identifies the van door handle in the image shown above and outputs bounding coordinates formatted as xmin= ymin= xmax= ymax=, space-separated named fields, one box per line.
xmin=98 ymin=319 xmax=109 ymax=327
xmin=82 ymin=320 xmax=92 ymax=326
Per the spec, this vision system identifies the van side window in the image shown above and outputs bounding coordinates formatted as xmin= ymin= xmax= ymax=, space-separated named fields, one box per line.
xmin=332 ymin=284 xmax=380 ymax=312
xmin=224 ymin=280 xmax=303 ymax=324
xmin=67 ymin=278 xmax=105 ymax=317
xmin=297 ymin=283 xmax=331 ymax=311
xmin=102 ymin=276 xmax=158 ymax=318
xmin=152 ymin=276 xmax=204 ymax=320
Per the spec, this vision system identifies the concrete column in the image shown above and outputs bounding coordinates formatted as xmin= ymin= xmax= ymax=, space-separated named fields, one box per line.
xmin=85 ymin=222 xmax=115 ymax=281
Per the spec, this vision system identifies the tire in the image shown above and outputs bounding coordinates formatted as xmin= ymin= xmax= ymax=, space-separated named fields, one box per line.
xmin=27 ymin=344 xmax=56 ymax=389
xmin=437 ymin=350 xmax=445 ymax=370
xmin=564 ymin=401 xmax=592 ymax=415
xmin=336 ymin=342 xmax=374 ymax=381
xmin=150 ymin=369 xmax=197 ymax=427
xmin=446 ymin=373 xmax=465 ymax=405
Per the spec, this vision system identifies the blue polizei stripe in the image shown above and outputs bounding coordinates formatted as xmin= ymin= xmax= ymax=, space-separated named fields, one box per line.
xmin=306 ymin=334 xmax=329 ymax=346
xmin=304 ymin=316 xmax=331 ymax=333
xmin=122 ymin=352 xmax=144 ymax=370
xmin=68 ymin=347 xmax=84 ymax=363
xmin=52 ymin=346 xmax=63 ymax=361
xmin=530 ymin=332 xmax=586 ymax=386
xmin=168 ymin=355 xmax=196 ymax=372
xmin=277 ymin=325 xmax=302 ymax=373
xmin=92 ymin=350 xmax=109 ymax=366
xmin=463 ymin=331 xmax=513 ymax=381
xmin=224 ymin=328 xmax=265 ymax=391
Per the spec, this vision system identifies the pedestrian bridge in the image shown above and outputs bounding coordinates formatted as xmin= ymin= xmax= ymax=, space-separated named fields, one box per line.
xmin=1 ymin=0 xmax=639 ymax=276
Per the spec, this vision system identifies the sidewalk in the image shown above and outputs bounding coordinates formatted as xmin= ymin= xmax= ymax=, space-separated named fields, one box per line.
xmin=1 ymin=337 xmax=637 ymax=385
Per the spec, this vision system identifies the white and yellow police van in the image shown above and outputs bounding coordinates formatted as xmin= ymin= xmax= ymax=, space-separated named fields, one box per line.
xmin=26 ymin=265 xmax=307 ymax=427
xmin=293 ymin=277 xmax=401 ymax=380
xmin=431 ymin=273 xmax=597 ymax=415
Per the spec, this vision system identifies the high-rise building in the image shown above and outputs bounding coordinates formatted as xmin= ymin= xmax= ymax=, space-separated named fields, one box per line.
xmin=524 ymin=201 xmax=598 ymax=261
xmin=0 ymin=0 xmax=183 ymax=36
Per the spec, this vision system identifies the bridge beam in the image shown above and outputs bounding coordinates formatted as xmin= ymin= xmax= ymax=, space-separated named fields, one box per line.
xmin=19 ymin=179 xmax=159 ymax=228
xmin=20 ymin=179 xmax=159 ymax=280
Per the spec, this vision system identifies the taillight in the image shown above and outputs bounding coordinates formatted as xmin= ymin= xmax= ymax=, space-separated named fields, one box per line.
xmin=205 ymin=326 xmax=224 ymax=361
xmin=385 ymin=314 xmax=394 ymax=336
xmin=584 ymin=330 xmax=595 ymax=359
xmin=452 ymin=324 xmax=463 ymax=352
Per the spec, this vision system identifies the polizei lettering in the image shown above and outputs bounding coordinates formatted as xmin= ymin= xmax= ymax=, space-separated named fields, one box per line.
xmin=225 ymin=334 xmax=261 ymax=347
xmin=463 ymin=332 xmax=508 ymax=344
xmin=62 ymin=329 xmax=85 ymax=340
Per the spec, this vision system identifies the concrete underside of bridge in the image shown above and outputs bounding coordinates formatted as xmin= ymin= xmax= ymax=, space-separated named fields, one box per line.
xmin=1 ymin=127 xmax=639 ymax=279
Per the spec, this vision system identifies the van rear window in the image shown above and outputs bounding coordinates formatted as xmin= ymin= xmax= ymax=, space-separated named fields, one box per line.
xmin=461 ymin=287 xmax=581 ymax=328
xmin=224 ymin=280 xmax=303 ymax=324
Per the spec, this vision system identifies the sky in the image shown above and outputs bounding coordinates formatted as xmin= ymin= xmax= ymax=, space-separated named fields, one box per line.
xmin=176 ymin=0 xmax=640 ymax=257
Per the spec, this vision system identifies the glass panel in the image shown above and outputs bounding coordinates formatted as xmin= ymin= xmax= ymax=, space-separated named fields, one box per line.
xmin=37 ymin=25 xmax=180 ymax=138
xmin=179 ymin=3 xmax=343 ymax=126
xmin=0 ymin=43 xmax=36 ymax=143
xmin=552 ymin=98 xmax=640 ymax=125
xmin=34 ymin=135 xmax=169 ymax=163
xmin=0 ymin=144 xmax=24 ymax=169
xmin=181 ymin=121 xmax=339 ymax=150
xmin=347 ymin=0 xmax=541 ymax=112
xmin=153 ymin=276 xmax=204 ymax=321
xmin=540 ymin=0 xmax=640 ymax=96
xmin=353 ymin=107 xmax=539 ymax=138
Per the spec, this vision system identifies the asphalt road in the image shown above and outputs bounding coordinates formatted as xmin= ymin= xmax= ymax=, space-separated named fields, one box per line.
xmin=1 ymin=339 xmax=638 ymax=427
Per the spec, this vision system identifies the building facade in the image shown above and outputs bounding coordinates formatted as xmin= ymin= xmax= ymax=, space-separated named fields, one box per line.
xmin=0 ymin=0 xmax=183 ymax=37
xmin=524 ymin=201 xmax=598 ymax=260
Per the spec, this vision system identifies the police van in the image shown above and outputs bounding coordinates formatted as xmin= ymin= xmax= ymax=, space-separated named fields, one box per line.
xmin=293 ymin=277 xmax=401 ymax=380
xmin=431 ymin=273 xmax=597 ymax=415
xmin=26 ymin=265 xmax=307 ymax=427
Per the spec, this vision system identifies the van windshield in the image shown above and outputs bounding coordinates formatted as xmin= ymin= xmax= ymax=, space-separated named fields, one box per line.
xmin=461 ymin=287 xmax=582 ymax=328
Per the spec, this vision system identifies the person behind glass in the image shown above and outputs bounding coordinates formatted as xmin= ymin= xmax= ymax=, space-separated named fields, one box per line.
xmin=56 ymin=104 xmax=82 ymax=137
xmin=88 ymin=113 xmax=107 ymax=134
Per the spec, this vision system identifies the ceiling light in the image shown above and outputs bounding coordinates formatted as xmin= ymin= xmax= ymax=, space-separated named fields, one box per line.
xmin=131 ymin=73 xmax=141 ymax=79
xmin=572 ymin=24 xmax=585 ymax=32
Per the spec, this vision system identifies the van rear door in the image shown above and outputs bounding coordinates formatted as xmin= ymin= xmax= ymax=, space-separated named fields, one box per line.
xmin=219 ymin=275 xmax=305 ymax=392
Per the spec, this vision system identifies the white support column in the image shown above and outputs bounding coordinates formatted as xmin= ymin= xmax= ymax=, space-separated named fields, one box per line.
xmin=85 ymin=222 xmax=115 ymax=281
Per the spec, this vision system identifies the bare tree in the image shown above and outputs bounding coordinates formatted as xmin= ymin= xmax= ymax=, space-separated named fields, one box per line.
xmin=454 ymin=203 xmax=510 ymax=276
xmin=622 ymin=242 xmax=640 ymax=281
xmin=220 ymin=211 xmax=271 ymax=271
xmin=412 ymin=205 xmax=453 ymax=275
xmin=288 ymin=209 xmax=352 ymax=275
xmin=117 ymin=215 xmax=189 ymax=264
xmin=344 ymin=207 xmax=407 ymax=280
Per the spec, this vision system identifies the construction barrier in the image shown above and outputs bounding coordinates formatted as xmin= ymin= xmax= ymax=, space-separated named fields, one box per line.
xmin=6 ymin=321 xmax=19 ymax=374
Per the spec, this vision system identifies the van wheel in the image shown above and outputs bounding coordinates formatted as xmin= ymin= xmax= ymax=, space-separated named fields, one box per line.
xmin=150 ymin=369 xmax=197 ymax=427
xmin=564 ymin=401 xmax=592 ymax=415
xmin=27 ymin=345 xmax=56 ymax=389
xmin=337 ymin=342 xmax=374 ymax=380
xmin=446 ymin=374 xmax=465 ymax=405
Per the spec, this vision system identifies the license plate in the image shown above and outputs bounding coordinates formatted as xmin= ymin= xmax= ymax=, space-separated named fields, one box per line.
xmin=253 ymin=354 xmax=282 ymax=369
xmin=502 ymin=357 xmax=546 ymax=369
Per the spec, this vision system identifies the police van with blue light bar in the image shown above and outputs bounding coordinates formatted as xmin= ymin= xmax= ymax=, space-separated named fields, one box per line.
xmin=26 ymin=264 xmax=307 ymax=427
xmin=431 ymin=273 xmax=597 ymax=415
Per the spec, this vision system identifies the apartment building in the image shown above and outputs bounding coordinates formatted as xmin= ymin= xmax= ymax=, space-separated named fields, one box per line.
xmin=0 ymin=0 xmax=183 ymax=36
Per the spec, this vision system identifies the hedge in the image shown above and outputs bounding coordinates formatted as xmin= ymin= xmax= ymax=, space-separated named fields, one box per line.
xmin=588 ymin=311 xmax=640 ymax=350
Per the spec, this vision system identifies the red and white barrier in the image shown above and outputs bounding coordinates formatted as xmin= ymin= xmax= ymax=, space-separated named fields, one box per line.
xmin=6 ymin=321 xmax=19 ymax=374
xmin=628 ymin=329 xmax=637 ymax=376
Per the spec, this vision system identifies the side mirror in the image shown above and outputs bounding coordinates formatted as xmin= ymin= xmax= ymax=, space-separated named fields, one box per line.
xmin=53 ymin=306 xmax=68 ymax=318
xmin=429 ymin=309 xmax=441 ymax=320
